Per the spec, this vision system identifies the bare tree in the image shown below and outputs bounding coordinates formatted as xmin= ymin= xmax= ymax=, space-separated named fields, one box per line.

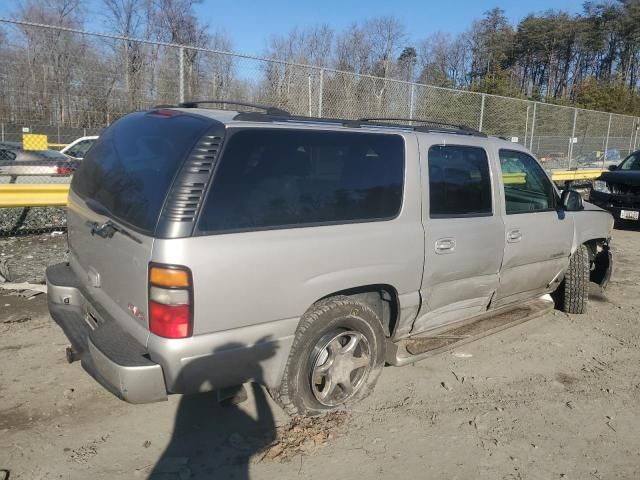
xmin=365 ymin=16 xmax=407 ymax=79
xmin=101 ymin=0 xmax=150 ymax=108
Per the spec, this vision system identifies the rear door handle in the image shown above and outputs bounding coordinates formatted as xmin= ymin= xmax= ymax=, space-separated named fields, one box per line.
xmin=435 ymin=238 xmax=456 ymax=254
xmin=507 ymin=229 xmax=522 ymax=243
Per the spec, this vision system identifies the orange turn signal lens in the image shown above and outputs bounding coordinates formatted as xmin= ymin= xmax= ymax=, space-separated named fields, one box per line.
xmin=149 ymin=266 xmax=190 ymax=288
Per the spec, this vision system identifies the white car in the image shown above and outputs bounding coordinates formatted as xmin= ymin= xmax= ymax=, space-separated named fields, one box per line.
xmin=61 ymin=136 xmax=98 ymax=160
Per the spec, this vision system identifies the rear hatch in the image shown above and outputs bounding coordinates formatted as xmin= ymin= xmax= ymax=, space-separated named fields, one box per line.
xmin=66 ymin=110 xmax=215 ymax=345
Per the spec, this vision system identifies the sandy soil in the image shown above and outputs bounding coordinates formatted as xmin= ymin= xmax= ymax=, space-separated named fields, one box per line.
xmin=1 ymin=228 xmax=639 ymax=480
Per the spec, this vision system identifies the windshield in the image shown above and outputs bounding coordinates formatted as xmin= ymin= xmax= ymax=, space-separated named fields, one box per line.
xmin=620 ymin=152 xmax=640 ymax=171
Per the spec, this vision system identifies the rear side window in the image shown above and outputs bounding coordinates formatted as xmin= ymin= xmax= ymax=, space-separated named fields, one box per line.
xmin=198 ymin=129 xmax=404 ymax=233
xmin=428 ymin=145 xmax=492 ymax=217
xmin=72 ymin=112 xmax=212 ymax=233
xmin=66 ymin=139 xmax=94 ymax=159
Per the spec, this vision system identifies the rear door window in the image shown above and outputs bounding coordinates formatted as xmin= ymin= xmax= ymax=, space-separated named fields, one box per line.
xmin=428 ymin=145 xmax=493 ymax=217
xmin=197 ymin=129 xmax=404 ymax=233
xmin=71 ymin=111 xmax=212 ymax=233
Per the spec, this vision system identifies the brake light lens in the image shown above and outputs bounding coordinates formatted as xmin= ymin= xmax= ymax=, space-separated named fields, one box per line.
xmin=56 ymin=164 xmax=74 ymax=175
xmin=148 ymin=265 xmax=192 ymax=339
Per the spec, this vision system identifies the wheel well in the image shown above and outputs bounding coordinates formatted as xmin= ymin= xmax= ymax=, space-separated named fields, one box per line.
xmin=319 ymin=285 xmax=399 ymax=338
xmin=582 ymin=238 xmax=612 ymax=287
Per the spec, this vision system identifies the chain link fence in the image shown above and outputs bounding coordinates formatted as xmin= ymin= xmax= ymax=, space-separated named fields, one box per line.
xmin=0 ymin=18 xmax=639 ymax=234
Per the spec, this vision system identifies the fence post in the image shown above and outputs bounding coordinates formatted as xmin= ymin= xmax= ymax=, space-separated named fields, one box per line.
xmin=629 ymin=118 xmax=637 ymax=154
xmin=478 ymin=93 xmax=486 ymax=132
xmin=409 ymin=83 xmax=415 ymax=121
xmin=179 ymin=47 xmax=185 ymax=104
xmin=635 ymin=119 xmax=640 ymax=150
xmin=318 ymin=68 xmax=324 ymax=118
xmin=57 ymin=124 xmax=61 ymax=144
xmin=529 ymin=102 xmax=537 ymax=151
xmin=1 ymin=123 xmax=3 ymax=142
xmin=307 ymin=74 xmax=312 ymax=117
xmin=568 ymin=108 xmax=577 ymax=169
xmin=524 ymin=104 xmax=530 ymax=146
xmin=604 ymin=113 xmax=612 ymax=164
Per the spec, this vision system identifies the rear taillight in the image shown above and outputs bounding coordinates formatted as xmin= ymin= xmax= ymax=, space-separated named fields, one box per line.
xmin=57 ymin=164 xmax=74 ymax=175
xmin=148 ymin=264 xmax=193 ymax=339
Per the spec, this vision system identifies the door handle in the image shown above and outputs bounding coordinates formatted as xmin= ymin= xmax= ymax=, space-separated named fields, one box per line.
xmin=507 ymin=229 xmax=522 ymax=243
xmin=435 ymin=238 xmax=456 ymax=254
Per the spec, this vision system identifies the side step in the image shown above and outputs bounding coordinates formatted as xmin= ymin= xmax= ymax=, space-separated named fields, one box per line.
xmin=386 ymin=296 xmax=554 ymax=366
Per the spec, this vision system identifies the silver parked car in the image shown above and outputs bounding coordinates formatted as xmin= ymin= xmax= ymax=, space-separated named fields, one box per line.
xmin=0 ymin=141 xmax=79 ymax=180
xmin=47 ymin=101 xmax=614 ymax=416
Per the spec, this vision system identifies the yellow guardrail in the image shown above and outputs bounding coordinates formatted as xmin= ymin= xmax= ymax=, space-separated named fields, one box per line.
xmin=0 ymin=184 xmax=69 ymax=207
xmin=502 ymin=172 xmax=527 ymax=185
xmin=503 ymin=169 xmax=605 ymax=185
xmin=0 ymin=169 xmax=607 ymax=208
xmin=550 ymin=169 xmax=606 ymax=182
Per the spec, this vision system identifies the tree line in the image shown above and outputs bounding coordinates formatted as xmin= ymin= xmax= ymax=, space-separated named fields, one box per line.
xmin=0 ymin=0 xmax=639 ymax=132
xmin=262 ymin=2 xmax=640 ymax=116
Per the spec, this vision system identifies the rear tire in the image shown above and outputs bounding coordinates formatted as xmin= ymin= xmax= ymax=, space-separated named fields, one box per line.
xmin=271 ymin=296 xmax=385 ymax=417
xmin=556 ymin=244 xmax=589 ymax=314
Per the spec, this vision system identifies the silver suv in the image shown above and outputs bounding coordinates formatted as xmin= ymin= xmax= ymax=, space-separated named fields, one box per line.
xmin=47 ymin=101 xmax=614 ymax=416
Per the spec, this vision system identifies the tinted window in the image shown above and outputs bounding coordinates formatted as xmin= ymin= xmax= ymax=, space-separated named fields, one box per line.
xmin=620 ymin=152 xmax=640 ymax=171
xmin=428 ymin=145 xmax=492 ymax=217
xmin=500 ymin=149 xmax=556 ymax=214
xmin=72 ymin=111 xmax=211 ymax=233
xmin=0 ymin=150 xmax=16 ymax=162
xmin=66 ymin=139 xmax=94 ymax=159
xmin=198 ymin=129 xmax=404 ymax=232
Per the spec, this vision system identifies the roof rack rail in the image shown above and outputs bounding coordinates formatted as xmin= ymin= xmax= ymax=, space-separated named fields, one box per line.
xmin=229 ymin=109 xmax=486 ymax=138
xmin=233 ymin=111 xmax=362 ymax=128
xmin=359 ymin=117 xmax=484 ymax=136
xmin=178 ymin=99 xmax=290 ymax=116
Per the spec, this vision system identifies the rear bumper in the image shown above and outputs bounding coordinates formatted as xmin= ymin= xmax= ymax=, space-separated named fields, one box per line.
xmin=46 ymin=262 xmax=168 ymax=404
xmin=46 ymin=262 xmax=297 ymax=403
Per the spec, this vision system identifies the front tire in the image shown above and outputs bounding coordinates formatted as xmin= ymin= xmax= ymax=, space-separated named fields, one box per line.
xmin=556 ymin=244 xmax=590 ymax=314
xmin=271 ymin=296 xmax=385 ymax=416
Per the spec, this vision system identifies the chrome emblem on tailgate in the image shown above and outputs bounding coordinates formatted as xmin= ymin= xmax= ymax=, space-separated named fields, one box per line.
xmin=128 ymin=303 xmax=145 ymax=322
xmin=87 ymin=267 xmax=101 ymax=288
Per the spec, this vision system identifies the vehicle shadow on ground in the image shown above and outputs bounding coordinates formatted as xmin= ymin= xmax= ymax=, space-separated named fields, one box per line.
xmin=148 ymin=342 xmax=278 ymax=480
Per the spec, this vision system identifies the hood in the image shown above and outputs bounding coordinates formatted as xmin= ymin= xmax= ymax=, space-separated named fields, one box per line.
xmin=599 ymin=170 xmax=640 ymax=186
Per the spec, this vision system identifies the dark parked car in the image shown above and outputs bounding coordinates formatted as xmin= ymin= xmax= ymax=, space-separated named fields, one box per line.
xmin=590 ymin=150 xmax=640 ymax=223
xmin=0 ymin=141 xmax=80 ymax=181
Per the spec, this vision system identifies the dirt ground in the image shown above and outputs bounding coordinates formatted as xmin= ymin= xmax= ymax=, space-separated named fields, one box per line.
xmin=1 ymin=227 xmax=640 ymax=480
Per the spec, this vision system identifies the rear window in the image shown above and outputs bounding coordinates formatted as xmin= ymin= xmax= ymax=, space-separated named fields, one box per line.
xmin=71 ymin=111 xmax=211 ymax=233
xmin=198 ymin=129 xmax=404 ymax=233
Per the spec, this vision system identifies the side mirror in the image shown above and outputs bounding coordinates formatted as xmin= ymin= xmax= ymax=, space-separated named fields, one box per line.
xmin=561 ymin=189 xmax=584 ymax=211
xmin=608 ymin=164 xmax=618 ymax=171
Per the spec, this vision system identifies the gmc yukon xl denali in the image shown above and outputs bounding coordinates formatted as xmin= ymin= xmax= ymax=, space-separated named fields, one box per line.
xmin=47 ymin=101 xmax=614 ymax=416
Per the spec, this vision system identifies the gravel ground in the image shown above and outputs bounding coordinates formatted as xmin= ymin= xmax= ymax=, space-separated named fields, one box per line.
xmin=0 ymin=207 xmax=67 ymax=235
xmin=0 ymin=231 xmax=67 ymax=283
xmin=1 ymin=228 xmax=639 ymax=479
